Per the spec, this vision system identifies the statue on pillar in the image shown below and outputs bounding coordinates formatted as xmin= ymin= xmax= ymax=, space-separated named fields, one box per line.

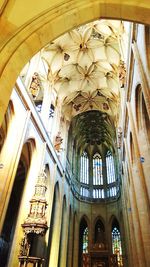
xmin=54 ymin=132 xmax=63 ymax=153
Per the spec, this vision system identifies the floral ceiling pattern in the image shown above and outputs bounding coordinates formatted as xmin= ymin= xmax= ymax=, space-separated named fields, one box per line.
xmin=42 ymin=19 xmax=126 ymax=121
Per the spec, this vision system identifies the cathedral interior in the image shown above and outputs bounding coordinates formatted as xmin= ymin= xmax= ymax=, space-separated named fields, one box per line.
xmin=0 ymin=1 xmax=150 ymax=267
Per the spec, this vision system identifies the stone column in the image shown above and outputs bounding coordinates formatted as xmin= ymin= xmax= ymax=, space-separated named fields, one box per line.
xmin=67 ymin=209 xmax=74 ymax=267
xmin=122 ymin=161 xmax=139 ymax=267
xmin=127 ymin=102 xmax=150 ymax=266
xmin=73 ymin=213 xmax=79 ymax=267
xmin=124 ymin=135 xmax=148 ymax=267
xmin=48 ymin=189 xmax=62 ymax=267
xmin=0 ymin=111 xmax=31 ymax=232
xmin=59 ymin=204 xmax=69 ymax=267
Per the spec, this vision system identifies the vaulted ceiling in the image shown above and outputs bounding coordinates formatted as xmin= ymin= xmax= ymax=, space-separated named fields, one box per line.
xmin=41 ymin=19 xmax=126 ymax=151
xmin=70 ymin=110 xmax=116 ymax=153
xmin=42 ymin=19 xmax=125 ymax=120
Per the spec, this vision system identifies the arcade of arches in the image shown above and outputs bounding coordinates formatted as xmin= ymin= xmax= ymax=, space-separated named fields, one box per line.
xmin=0 ymin=1 xmax=150 ymax=267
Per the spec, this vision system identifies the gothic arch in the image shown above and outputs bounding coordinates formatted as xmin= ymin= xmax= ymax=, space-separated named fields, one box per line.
xmin=141 ymin=93 xmax=150 ymax=144
xmin=79 ymin=215 xmax=89 ymax=267
xmin=93 ymin=216 xmax=105 ymax=245
xmin=109 ymin=215 xmax=119 ymax=226
xmin=93 ymin=215 xmax=105 ymax=229
xmin=0 ymin=1 xmax=150 ymax=126
xmin=130 ymin=132 xmax=135 ymax=164
xmin=135 ymin=84 xmax=142 ymax=131
xmin=0 ymin=100 xmax=14 ymax=152
xmin=0 ymin=138 xmax=35 ymax=266
xmin=80 ymin=214 xmax=90 ymax=229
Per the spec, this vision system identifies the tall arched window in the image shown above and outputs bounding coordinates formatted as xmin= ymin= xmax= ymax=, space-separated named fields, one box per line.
xmin=83 ymin=227 xmax=88 ymax=253
xmin=79 ymin=218 xmax=89 ymax=267
xmin=93 ymin=153 xmax=103 ymax=185
xmin=106 ymin=151 xmax=116 ymax=184
xmin=112 ymin=220 xmax=123 ymax=267
xmin=80 ymin=151 xmax=89 ymax=184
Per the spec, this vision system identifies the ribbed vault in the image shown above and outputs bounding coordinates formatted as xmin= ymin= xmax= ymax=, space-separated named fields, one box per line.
xmin=70 ymin=110 xmax=116 ymax=153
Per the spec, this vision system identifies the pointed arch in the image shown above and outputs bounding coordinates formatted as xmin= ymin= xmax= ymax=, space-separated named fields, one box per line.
xmin=94 ymin=216 xmax=105 ymax=245
xmin=79 ymin=215 xmax=89 ymax=267
xmin=0 ymin=100 xmax=15 ymax=153
xmin=111 ymin=217 xmax=123 ymax=267
xmin=0 ymin=138 xmax=35 ymax=266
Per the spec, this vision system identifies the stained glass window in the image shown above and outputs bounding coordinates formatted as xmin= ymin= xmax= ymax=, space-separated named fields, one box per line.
xmin=80 ymin=186 xmax=89 ymax=197
xmin=93 ymin=153 xmax=103 ymax=185
xmin=106 ymin=151 xmax=116 ymax=184
xmin=93 ymin=189 xmax=104 ymax=199
xmin=112 ymin=227 xmax=123 ymax=267
xmin=80 ymin=151 xmax=89 ymax=184
xmin=108 ymin=186 xmax=117 ymax=197
xmin=83 ymin=227 xmax=88 ymax=254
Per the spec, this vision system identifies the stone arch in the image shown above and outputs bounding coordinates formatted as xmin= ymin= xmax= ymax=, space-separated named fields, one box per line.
xmin=79 ymin=215 xmax=89 ymax=267
xmin=0 ymin=138 xmax=36 ymax=266
xmin=109 ymin=214 xmax=119 ymax=226
xmin=109 ymin=215 xmax=120 ymax=246
xmin=80 ymin=214 xmax=90 ymax=229
xmin=47 ymin=180 xmax=61 ymax=267
xmin=0 ymin=1 xmax=150 ymax=125
xmin=135 ymin=83 xmax=150 ymax=144
xmin=141 ymin=92 xmax=150 ymax=144
xmin=111 ymin=216 xmax=123 ymax=260
xmin=0 ymin=99 xmax=15 ymax=152
xmin=21 ymin=138 xmax=37 ymax=171
xmin=130 ymin=132 xmax=135 ymax=164
xmin=93 ymin=215 xmax=105 ymax=228
xmin=93 ymin=216 xmax=105 ymax=245
xmin=135 ymin=84 xmax=142 ymax=131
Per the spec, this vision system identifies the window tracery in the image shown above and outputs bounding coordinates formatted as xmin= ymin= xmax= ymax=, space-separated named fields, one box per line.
xmin=80 ymin=151 xmax=89 ymax=184
xmin=93 ymin=153 xmax=103 ymax=185
xmin=112 ymin=226 xmax=123 ymax=267
xmin=106 ymin=151 xmax=116 ymax=184
xmin=93 ymin=189 xmax=104 ymax=199
xmin=83 ymin=227 xmax=88 ymax=254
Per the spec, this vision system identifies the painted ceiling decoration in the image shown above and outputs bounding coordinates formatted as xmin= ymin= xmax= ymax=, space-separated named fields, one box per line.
xmin=42 ymin=19 xmax=125 ymax=121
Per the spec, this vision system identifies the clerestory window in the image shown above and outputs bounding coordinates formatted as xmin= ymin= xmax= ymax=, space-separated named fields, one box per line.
xmin=93 ymin=153 xmax=103 ymax=185
xmin=106 ymin=151 xmax=116 ymax=184
xmin=80 ymin=151 xmax=89 ymax=184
